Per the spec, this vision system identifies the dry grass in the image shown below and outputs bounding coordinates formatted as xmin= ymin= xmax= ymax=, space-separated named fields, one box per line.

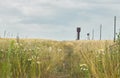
xmin=0 ymin=38 xmax=120 ymax=78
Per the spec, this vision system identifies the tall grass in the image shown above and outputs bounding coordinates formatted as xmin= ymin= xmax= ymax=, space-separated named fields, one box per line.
xmin=0 ymin=38 xmax=119 ymax=78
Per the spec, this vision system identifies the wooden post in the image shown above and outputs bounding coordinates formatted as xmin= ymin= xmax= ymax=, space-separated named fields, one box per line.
xmin=114 ymin=16 xmax=116 ymax=42
xmin=100 ymin=24 xmax=102 ymax=40
xmin=87 ymin=33 xmax=90 ymax=40
xmin=77 ymin=27 xmax=81 ymax=40
xmin=4 ymin=30 xmax=6 ymax=38
xmin=92 ymin=29 xmax=94 ymax=40
xmin=16 ymin=33 xmax=19 ymax=43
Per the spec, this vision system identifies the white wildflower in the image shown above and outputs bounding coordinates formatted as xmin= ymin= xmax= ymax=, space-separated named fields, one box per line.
xmin=36 ymin=47 xmax=40 ymax=50
xmin=58 ymin=48 xmax=62 ymax=52
xmin=0 ymin=49 xmax=3 ymax=52
xmin=32 ymin=55 xmax=36 ymax=60
xmin=19 ymin=43 xmax=23 ymax=46
xmin=49 ymin=47 xmax=52 ymax=52
xmin=29 ymin=49 xmax=32 ymax=51
xmin=80 ymin=64 xmax=87 ymax=67
xmin=36 ymin=61 xmax=41 ymax=64
xmin=97 ymin=49 xmax=105 ymax=55
xmin=28 ymin=58 xmax=32 ymax=61
xmin=81 ymin=68 xmax=88 ymax=71
xmin=80 ymin=64 xmax=88 ymax=71
xmin=15 ymin=43 xmax=19 ymax=46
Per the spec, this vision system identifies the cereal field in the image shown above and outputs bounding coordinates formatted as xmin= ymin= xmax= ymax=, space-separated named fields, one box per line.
xmin=0 ymin=38 xmax=120 ymax=78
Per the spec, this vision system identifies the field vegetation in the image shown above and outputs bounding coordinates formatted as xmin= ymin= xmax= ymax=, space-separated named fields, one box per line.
xmin=0 ymin=36 xmax=120 ymax=78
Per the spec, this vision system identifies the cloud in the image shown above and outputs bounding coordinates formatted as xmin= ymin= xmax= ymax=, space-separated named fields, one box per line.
xmin=0 ymin=0 xmax=120 ymax=40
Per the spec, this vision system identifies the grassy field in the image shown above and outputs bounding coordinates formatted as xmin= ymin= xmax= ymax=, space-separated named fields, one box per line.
xmin=0 ymin=38 xmax=120 ymax=78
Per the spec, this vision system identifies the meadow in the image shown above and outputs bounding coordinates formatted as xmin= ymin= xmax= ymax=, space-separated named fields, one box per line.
xmin=0 ymin=38 xmax=120 ymax=78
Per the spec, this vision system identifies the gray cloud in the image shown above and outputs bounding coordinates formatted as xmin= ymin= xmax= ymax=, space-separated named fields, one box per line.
xmin=0 ymin=0 xmax=120 ymax=40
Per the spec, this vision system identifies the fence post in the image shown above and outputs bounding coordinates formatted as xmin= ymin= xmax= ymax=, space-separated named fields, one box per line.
xmin=100 ymin=24 xmax=102 ymax=40
xmin=16 ymin=33 xmax=19 ymax=43
xmin=87 ymin=33 xmax=90 ymax=40
xmin=114 ymin=16 xmax=116 ymax=42
xmin=92 ymin=29 xmax=94 ymax=40
xmin=4 ymin=30 xmax=6 ymax=38
xmin=77 ymin=27 xmax=81 ymax=40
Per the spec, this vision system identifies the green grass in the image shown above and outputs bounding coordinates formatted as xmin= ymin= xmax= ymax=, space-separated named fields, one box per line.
xmin=0 ymin=38 xmax=120 ymax=78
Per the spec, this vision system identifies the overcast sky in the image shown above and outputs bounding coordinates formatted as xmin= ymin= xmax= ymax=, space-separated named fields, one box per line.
xmin=0 ymin=0 xmax=120 ymax=40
